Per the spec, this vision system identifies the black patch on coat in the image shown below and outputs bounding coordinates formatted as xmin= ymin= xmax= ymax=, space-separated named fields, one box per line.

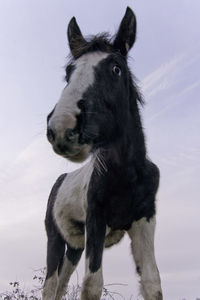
xmin=66 ymin=242 xmax=83 ymax=266
xmin=86 ymin=201 xmax=106 ymax=273
xmin=87 ymin=159 xmax=159 ymax=232
xmin=44 ymin=173 xmax=67 ymax=279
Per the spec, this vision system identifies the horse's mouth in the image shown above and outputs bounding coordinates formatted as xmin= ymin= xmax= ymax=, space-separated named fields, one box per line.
xmin=53 ymin=143 xmax=92 ymax=163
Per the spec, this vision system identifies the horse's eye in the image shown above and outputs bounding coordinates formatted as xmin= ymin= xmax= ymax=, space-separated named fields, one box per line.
xmin=112 ymin=65 xmax=121 ymax=76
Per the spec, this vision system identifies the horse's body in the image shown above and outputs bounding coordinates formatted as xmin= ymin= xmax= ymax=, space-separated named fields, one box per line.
xmin=43 ymin=7 xmax=163 ymax=300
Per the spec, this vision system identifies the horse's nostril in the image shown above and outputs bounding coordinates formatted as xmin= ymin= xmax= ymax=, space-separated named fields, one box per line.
xmin=65 ymin=128 xmax=76 ymax=142
xmin=56 ymin=142 xmax=68 ymax=153
xmin=77 ymin=99 xmax=85 ymax=110
xmin=47 ymin=127 xmax=55 ymax=143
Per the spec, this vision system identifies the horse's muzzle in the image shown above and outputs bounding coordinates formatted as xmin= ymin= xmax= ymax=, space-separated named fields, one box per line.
xmin=46 ymin=126 xmax=91 ymax=162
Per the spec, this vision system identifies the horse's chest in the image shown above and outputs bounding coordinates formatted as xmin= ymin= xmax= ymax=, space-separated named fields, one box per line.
xmin=105 ymin=189 xmax=135 ymax=230
xmin=53 ymin=162 xmax=94 ymax=244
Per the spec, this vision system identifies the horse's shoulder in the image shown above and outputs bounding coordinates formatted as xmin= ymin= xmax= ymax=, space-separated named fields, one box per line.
xmin=45 ymin=173 xmax=67 ymax=220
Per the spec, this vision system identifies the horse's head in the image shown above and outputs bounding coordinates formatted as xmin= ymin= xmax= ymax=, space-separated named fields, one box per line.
xmin=47 ymin=7 xmax=137 ymax=162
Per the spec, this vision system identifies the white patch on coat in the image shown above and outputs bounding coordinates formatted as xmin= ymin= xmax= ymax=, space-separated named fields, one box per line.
xmin=81 ymin=258 xmax=103 ymax=300
xmin=128 ymin=217 xmax=163 ymax=300
xmin=48 ymin=52 xmax=109 ymax=138
xmin=42 ymin=271 xmax=58 ymax=300
xmin=55 ymin=257 xmax=77 ymax=300
xmin=53 ymin=159 xmax=94 ymax=248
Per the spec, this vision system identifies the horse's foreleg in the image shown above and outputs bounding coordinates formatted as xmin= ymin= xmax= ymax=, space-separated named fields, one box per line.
xmin=42 ymin=234 xmax=65 ymax=300
xmin=128 ymin=217 xmax=163 ymax=300
xmin=55 ymin=242 xmax=83 ymax=300
xmin=81 ymin=207 xmax=106 ymax=300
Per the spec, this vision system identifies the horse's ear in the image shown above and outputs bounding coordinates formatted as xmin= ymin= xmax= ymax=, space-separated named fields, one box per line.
xmin=113 ymin=7 xmax=137 ymax=56
xmin=67 ymin=17 xmax=86 ymax=57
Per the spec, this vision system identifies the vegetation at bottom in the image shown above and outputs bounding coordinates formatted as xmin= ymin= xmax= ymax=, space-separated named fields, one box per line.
xmin=0 ymin=268 xmax=128 ymax=300
xmin=1 ymin=270 xmax=197 ymax=300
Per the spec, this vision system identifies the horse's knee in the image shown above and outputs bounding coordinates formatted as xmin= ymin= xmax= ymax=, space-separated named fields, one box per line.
xmin=140 ymin=278 xmax=163 ymax=300
xmin=81 ymin=271 xmax=103 ymax=300
xmin=55 ymin=246 xmax=83 ymax=300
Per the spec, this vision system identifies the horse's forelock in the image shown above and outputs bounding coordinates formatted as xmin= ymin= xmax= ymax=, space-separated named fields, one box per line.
xmin=68 ymin=33 xmax=114 ymax=59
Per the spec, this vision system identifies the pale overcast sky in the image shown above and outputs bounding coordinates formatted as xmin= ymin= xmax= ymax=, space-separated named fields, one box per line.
xmin=0 ymin=1 xmax=200 ymax=299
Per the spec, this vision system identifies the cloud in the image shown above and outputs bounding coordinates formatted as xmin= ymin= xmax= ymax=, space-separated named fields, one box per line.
xmin=142 ymin=53 xmax=185 ymax=98
xmin=141 ymin=46 xmax=200 ymax=105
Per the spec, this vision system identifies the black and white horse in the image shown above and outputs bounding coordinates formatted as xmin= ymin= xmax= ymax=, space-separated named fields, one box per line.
xmin=43 ymin=7 xmax=163 ymax=300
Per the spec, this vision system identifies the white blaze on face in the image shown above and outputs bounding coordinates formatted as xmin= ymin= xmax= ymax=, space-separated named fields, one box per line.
xmin=48 ymin=52 xmax=109 ymax=139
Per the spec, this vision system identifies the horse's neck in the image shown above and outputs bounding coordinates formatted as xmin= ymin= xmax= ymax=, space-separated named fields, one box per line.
xmin=99 ymin=111 xmax=146 ymax=175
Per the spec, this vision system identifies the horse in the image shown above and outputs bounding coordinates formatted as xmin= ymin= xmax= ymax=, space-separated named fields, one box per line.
xmin=43 ymin=7 xmax=163 ymax=300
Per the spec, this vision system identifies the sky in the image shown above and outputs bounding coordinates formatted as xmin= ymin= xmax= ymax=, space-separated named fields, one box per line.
xmin=0 ymin=0 xmax=200 ymax=299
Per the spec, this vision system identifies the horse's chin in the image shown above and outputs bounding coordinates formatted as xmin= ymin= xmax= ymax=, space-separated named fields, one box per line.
xmin=63 ymin=144 xmax=92 ymax=163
